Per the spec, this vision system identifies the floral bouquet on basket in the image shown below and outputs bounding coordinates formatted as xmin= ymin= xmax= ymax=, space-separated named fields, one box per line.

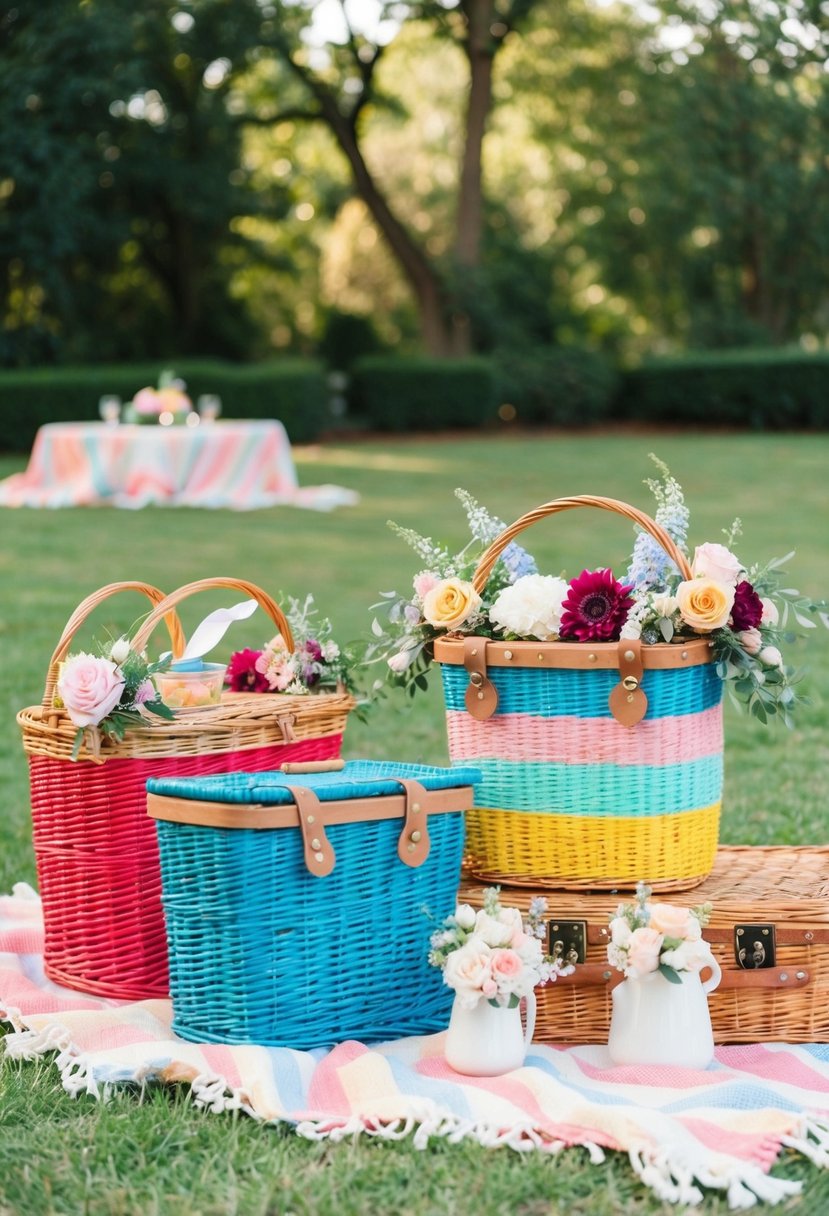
xmin=367 ymin=456 xmax=828 ymax=725
xmin=56 ymin=639 xmax=173 ymax=760
xmin=428 ymin=888 xmax=574 ymax=1011
xmin=226 ymin=594 xmax=354 ymax=697
xmin=607 ymin=882 xmax=715 ymax=984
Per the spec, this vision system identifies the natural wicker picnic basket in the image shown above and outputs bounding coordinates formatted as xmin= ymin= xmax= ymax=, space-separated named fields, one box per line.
xmin=460 ymin=847 xmax=829 ymax=1045
xmin=18 ymin=577 xmax=355 ymax=1000
xmin=434 ymin=496 xmax=724 ymax=892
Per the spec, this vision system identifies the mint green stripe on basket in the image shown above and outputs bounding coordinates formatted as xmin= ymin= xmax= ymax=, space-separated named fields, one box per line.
xmin=440 ymin=662 xmax=722 ymax=719
xmin=468 ymin=754 xmax=723 ymax=818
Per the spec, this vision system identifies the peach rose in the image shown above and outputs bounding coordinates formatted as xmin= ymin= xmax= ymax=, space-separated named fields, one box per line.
xmin=57 ymin=653 xmax=125 ymax=728
xmin=691 ymin=542 xmax=743 ymax=588
xmin=443 ymin=938 xmax=493 ymax=1008
xmin=647 ymin=902 xmax=696 ymax=941
xmin=676 ymin=578 xmax=734 ymax=632
xmin=422 ymin=577 xmax=482 ymax=630
xmin=624 ymin=926 xmax=664 ymax=978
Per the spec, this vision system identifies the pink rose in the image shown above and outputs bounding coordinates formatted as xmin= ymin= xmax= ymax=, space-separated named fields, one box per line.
xmin=759 ymin=644 xmax=784 ymax=669
xmin=624 ymin=926 xmax=664 ymax=978
xmin=691 ymin=542 xmax=743 ymax=588
xmin=57 ymin=653 xmax=125 ymax=728
xmin=413 ymin=571 xmax=439 ymax=599
xmin=489 ymin=948 xmax=526 ymax=997
xmin=132 ymin=387 xmax=161 ymax=415
xmin=761 ymin=598 xmax=779 ymax=626
xmin=738 ymin=627 xmax=763 ymax=656
xmin=647 ymin=902 xmax=696 ymax=940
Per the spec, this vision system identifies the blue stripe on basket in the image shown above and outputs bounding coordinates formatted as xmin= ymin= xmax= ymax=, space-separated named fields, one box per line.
xmin=147 ymin=759 xmax=481 ymax=804
xmin=440 ymin=661 xmax=722 ymax=719
xmin=468 ymin=754 xmax=723 ymax=817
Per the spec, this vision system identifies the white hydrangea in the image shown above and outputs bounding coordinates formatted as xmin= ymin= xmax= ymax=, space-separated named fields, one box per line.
xmin=489 ymin=574 xmax=569 ymax=641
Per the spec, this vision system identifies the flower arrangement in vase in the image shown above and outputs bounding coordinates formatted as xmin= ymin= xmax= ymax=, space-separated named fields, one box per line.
xmin=123 ymin=370 xmax=193 ymax=426
xmin=429 ymin=888 xmax=573 ymax=1075
xmin=366 ymin=457 xmax=827 ymax=725
xmin=606 ymin=883 xmax=722 ymax=1068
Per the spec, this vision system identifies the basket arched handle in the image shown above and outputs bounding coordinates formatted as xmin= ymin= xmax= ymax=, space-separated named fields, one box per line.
xmin=472 ymin=496 xmax=693 ymax=594
xmin=43 ymin=582 xmax=186 ymax=711
xmin=130 ymin=577 xmax=294 ymax=656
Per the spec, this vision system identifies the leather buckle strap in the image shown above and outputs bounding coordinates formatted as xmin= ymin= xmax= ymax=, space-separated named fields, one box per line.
xmin=289 ymin=785 xmax=335 ymax=877
xmin=463 ymin=636 xmax=498 ymax=720
xmin=396 ymin=779 xmax=431 ymax=868
xmin=608 ymin=638 xmax=648 ymax=726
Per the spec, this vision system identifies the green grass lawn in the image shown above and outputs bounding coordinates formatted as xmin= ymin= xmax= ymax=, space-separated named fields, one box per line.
xmin=1 ymin=430 xmax=828 ymax=1214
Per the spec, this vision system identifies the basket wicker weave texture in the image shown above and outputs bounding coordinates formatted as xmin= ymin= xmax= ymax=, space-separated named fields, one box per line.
xmin=147 ymin=761 xmax=479 ymax=1048
xmin=434 ymin=496 xmax=724 ymax=892
xmin=19 ymin=578 xmax=354 ymax=1001
xmin=459 ymin=847 xmax=829 ymax=1045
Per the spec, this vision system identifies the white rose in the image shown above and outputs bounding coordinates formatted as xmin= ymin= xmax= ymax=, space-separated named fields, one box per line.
xmin=660 ymin=939 xmax=714 ymax=974
xmin=758 ymin=645 xmax=784 ymax=669
xmin=761 ymin=598 xmax=779 ymax=626
xmin=609 ymin=916 xmax=632 ymax=948
xmin=691 ymin=542 xmax=743 ymax=588
xmin=489 ymin=574 xmax=569 ymax=641
xmin=109 ymin=637 xmax=131 ymax=665
xmin=474 ymin=910 xmax=513 ymax=948
xmin=619 ymin=618 xmax=642 ymax=641
xmin=652 ymin=594 xmax=679 ymax=618
xmin=454 ymin=903 xmax=477 ymax=931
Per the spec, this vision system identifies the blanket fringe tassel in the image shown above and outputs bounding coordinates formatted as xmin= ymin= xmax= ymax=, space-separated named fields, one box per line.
xmin=3 ymin=1020 xmax=826 ymax=1210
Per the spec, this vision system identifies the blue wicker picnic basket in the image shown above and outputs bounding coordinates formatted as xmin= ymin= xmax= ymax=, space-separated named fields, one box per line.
xmin=146 ymin=759 xmax=480 ymax=1049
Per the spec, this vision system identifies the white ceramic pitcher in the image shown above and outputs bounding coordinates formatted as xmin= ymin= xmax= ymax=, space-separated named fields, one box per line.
xmin=607 ymin=959 xmax=722 ymax=1068
xmin=445 ymin=991 xmax=537 ymax=1076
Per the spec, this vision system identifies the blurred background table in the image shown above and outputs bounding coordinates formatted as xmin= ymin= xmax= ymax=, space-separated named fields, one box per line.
xmin=0 ymin=420 xmax=355 ymax=511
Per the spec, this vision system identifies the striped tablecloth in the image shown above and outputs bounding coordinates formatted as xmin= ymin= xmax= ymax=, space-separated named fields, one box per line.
xmin=0 ymin=421 xmax=357 ymax=511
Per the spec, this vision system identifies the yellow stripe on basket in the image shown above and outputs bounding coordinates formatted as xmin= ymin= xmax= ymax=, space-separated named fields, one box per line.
xmin=464 ymin=803 xmax=721 ymax=892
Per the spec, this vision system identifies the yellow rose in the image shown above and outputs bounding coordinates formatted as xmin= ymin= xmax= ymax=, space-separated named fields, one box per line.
xmin=676 ymin=578 xmax=734 ymax=632
xmin=422 ymin=577 xmax=482 ymax=630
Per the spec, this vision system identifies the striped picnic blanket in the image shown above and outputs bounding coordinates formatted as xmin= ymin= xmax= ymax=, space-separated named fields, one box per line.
xmin=2 ymin=884 xmax=828 ymax=1209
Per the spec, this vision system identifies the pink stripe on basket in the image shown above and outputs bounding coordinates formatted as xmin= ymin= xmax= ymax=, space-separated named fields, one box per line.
xmin=446 ymin=704 xmax=722 ymax=767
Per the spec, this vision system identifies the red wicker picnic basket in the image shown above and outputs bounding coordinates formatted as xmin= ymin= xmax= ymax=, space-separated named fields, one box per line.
xmin=17 ymin=577 xmax=355 ymax=1000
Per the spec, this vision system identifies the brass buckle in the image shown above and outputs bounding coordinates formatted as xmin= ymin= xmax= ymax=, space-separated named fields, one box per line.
xmin=735 ymin=924 xmax=776 ymax=969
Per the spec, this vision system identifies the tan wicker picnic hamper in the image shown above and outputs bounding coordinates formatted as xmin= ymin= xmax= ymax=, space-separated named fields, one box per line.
xmin=460 ymin=846 xmax=829 ymax=1044
xmin=18 ymin=576 xmax=355 ymax=999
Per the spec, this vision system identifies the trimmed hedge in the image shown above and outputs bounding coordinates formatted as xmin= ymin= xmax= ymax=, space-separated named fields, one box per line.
xmin=0 ymin=359 xmax=328 ymax=452
xmin=619 ymin=349 xmax=829 ymax=429
xmin=494 ymin=346 xmax=618 ymax=427
xmin=349 ymin=357 xmax=497 ymax=431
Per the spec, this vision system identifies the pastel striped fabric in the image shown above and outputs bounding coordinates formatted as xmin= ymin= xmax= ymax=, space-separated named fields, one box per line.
xmin=0 ymin=421 xmax=359 ymax=512
xmin=3 ymin=888 xmax=828 ymax=1209
xmin=440 ymin=656 xmax=724 ymax=885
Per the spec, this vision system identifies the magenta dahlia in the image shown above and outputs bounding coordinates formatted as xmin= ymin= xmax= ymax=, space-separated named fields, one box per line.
xmin=559 ymin=569 xmax=636 ymax=642
xmin=730 ymin=579 xmax=763 ymax=631
xmin=226 ymin=648 xmax=270 ymax=692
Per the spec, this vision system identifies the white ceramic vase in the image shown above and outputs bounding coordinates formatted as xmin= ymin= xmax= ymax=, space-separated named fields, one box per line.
xmin=607 ymin=959 xmax=722 ymax=1068
xmin=445 ymin=991 xmax=537 ymax=1076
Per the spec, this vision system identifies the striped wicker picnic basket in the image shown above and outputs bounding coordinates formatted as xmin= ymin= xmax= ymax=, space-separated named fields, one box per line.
xmin=18 ymin=577 xmax=355 ymax=1000
xmin=433 ymin=496 xmax=724 ymax=892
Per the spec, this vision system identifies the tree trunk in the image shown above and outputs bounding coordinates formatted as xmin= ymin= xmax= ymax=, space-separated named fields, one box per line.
xmin=456 ymin=0 xmax=495 ymax=270
xmin=323 ymin=102 xmax=456 ymax=357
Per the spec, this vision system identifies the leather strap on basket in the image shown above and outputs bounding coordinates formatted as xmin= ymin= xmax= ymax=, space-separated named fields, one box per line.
xmin=290 ymin=785 xmax=335 ymax=878
xmin=396 ymin=779 xmax=432 ymax=868
xmin=608 ymin=639 xmax=648 ymax=726
xmin=463 ymin=637 xmax=498 ymax=721
xmin=556 ymin=964 xmax=812 ymax=991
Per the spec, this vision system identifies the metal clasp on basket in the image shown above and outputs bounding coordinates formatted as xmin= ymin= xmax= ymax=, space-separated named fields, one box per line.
xmin=735 ymin=924 xmax=776 ymax=969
